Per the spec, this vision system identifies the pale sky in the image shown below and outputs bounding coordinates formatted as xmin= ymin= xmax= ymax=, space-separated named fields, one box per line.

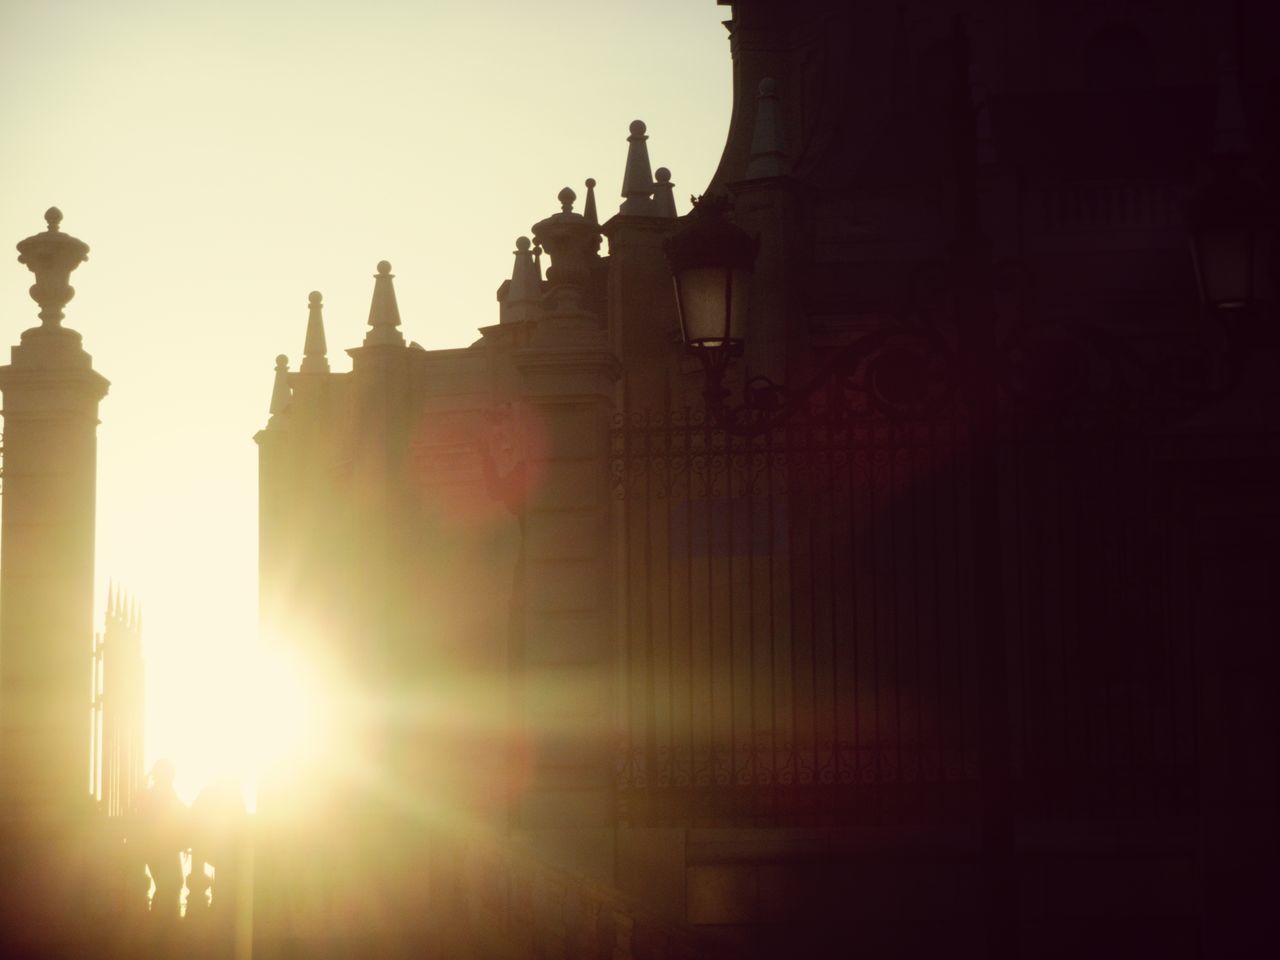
xmin=0 ymin=0 xmax=732 ymax=800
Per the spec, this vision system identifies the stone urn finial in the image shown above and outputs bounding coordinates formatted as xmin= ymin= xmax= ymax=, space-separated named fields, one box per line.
xmin=532 ymin=186 xmax=602 ymax=322
xmin=16 ymin=207 xmax=90 ymax=328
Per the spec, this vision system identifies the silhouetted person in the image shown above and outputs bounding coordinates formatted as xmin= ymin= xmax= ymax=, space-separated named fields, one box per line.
xmin=189 ymin=778 xmax=248 ymax=923
xmin=130 ymin=759 xmax=188 ymax=918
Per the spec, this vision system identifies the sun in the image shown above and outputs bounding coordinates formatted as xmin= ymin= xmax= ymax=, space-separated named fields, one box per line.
xmin=145 ymin=632 xmax=338 ymax=813
xmin=237 ymin=643 xmax=335 ymax=796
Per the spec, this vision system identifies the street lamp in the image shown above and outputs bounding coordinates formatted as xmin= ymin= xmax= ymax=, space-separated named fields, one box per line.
xmin=1186 ymin=163 xmax=1276 ymax=313
xmin=664 ymin=179 xmax=1270 ymax=434
xmin=663 ymin=193 xmax=757 ymax=354
xmin=663 ymin=193 xmax=954 ymax=434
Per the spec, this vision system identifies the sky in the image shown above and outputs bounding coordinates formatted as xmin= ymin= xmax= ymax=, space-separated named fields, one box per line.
xmin=0 ymin=0 xmax=732 ymax=801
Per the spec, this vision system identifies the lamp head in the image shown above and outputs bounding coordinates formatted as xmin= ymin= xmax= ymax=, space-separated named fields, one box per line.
xmin=662 ymin=194 xmax=759 ymax=351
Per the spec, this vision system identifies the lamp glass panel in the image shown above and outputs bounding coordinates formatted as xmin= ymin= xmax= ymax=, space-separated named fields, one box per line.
xmin=676 ymin=267 xmax=735 ymax=347
xmin=1252 ymin=226 xmax=1274 ymax=304
xmin=726 ymin=267 xmax=750 ymax=344
xmin=1195 ymin=227 xmax=1253 ymax=308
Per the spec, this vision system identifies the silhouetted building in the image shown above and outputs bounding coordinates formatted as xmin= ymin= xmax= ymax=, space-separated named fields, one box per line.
xmin=258 ymin=3 xmax=1280 ymax=957
xmin=92 ymin=584 xmax=145 ymax=818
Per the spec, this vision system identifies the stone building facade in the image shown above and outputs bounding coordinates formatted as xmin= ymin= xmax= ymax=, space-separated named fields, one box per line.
xmin=257 ymin=2 xmax=1280 ymax=956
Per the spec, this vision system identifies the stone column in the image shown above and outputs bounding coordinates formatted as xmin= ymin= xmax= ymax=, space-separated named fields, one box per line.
xmin=514 ymin=188 xmax=620 ymax=881
xmin=601 ymin=211 xmax=682 ymax=410
xmin=0 ymin=208 xmax=109 ymax=819
xmin=0 ymin=210 xmax=112 ymax=949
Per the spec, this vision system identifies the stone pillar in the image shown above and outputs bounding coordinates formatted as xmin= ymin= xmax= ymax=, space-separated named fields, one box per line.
xmin=0 ymin=210 xmax=113 ymax=950
xmin=0 ymin=208 xmax=109 ymax=818
xmin=514 ymin=188 xmax=620 ymax=881
xmin=601 ymin=212 xmax=682 ymax=410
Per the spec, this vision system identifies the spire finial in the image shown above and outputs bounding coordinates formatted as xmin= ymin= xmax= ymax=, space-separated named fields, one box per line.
xmin=583 ymin=178 xmax=598 ymax=226
xmin=745 ymin=78 xmax=789 ymax=178
xmin=107 ymin=580 xmax=115 ymax=619
xmin=652 ymin=167 xmax=677 ymax=218
xmin=300 ymin=290 xmax=330 ymax=373
xmin=620 ymin=120 xmax=656 ymax=215
xmin=503 ymin=236 xmax=542 ymax=324
xmin=1213 ymin=25 xmax=1248 ymax=156
xmin=969 ymin=51 xmax=996 ymax=166
xmin=363 ymin=260 xmax=405 ymax=347
xmin=16 ymin=207 xmax=90 ymax=328
xmin=269 ymin=354 xmax=292 ymax=416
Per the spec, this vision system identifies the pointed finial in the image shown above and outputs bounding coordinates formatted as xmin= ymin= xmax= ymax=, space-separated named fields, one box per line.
xmin=745 ymin=78 xmax=789 ymax=178
xmin=107 ymin=580 xmax=115 ymax=619
xmin=16 ymin=207 xmax=90 ymax=327
xmin=504 ymin=236 xmax=542 ymax=324
xmin=969 ymin=54 xmax=996 ymax=166
xmin=652 ymin=167 xmax=677 ymax=218
xmin=300 ymin=290 xmax=330 ymax=373
xmin=891 ymin=3 xmax=909 ymax=109
xmin=269 ymin=354 xmax=292 ymax=416
xmin=558 ymin=187 xmax=576 ymax=214
xmin=583 ymin=178 xmax=599 ymax=225
xmin=364 ymin=260 xmax=405 ymax=347
xmin=1213 ymin=37 xmax=1248 ymax=155
xmin=532 ymin=242 xmax=544 ymax=281
xmin=620 ymin=120 xmax=656 ymax=215
xmin=948 ymin=14 xmax=981 ymax=244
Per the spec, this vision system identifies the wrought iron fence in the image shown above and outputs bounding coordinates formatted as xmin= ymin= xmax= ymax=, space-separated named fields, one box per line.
xmin=446 ymin=840 xmax=708 ymax=960
xmin=610 ymin=407 xmax=1199 ymax=828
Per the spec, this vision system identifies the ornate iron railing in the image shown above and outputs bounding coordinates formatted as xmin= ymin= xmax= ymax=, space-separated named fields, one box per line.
xmin=446 ymin=840 xmax=708 ymax=960
xmin=610 ymin=407 xmax=1200 ymax=828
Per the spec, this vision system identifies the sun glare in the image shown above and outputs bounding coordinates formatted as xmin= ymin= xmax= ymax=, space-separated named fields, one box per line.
xmin=239 ymin=644 xmax=334 ymax=799
xmin=150 ymin=636 xmax=337 ymax=813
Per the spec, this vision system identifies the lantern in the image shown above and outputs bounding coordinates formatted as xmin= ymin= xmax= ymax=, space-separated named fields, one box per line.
xmin=1187 ymin=165 xmax=1275 ymax=311
xmin=662 ymin=194 xmax=759 ymax=350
